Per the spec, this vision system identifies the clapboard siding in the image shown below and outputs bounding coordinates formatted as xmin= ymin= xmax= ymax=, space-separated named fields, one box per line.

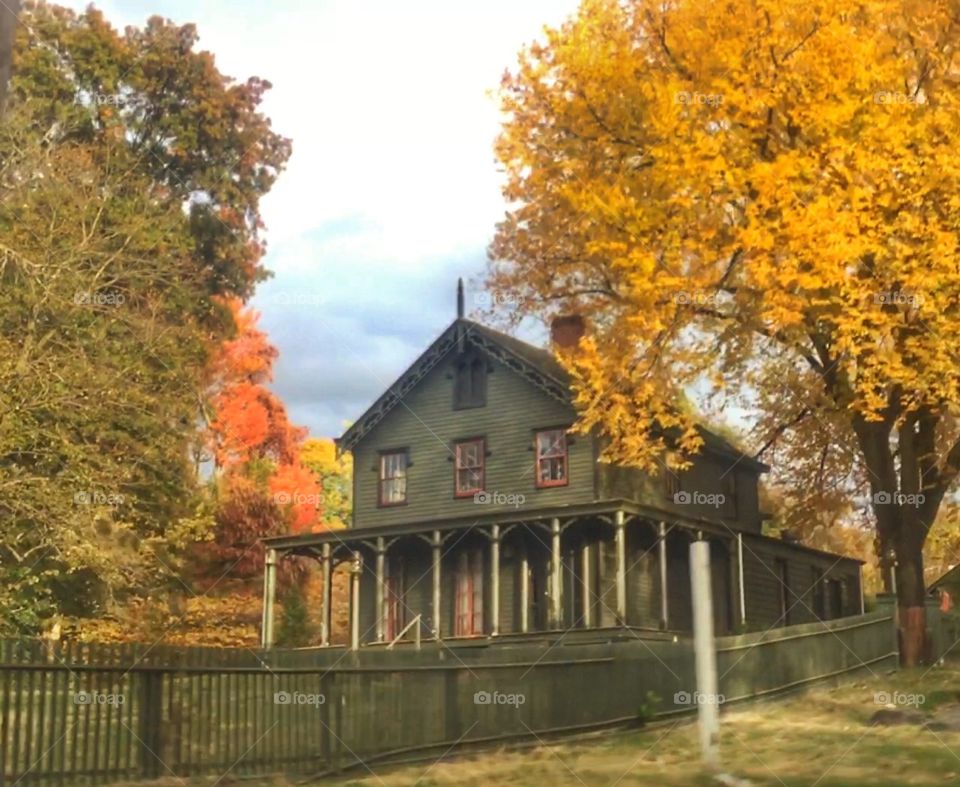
xmin=596 ymin=450 xmax=764 ymax=534
xmin=626 ymin=526 xmax=660 ymax=628
xmin=740 ymin=537 xmax=862 ymax=629
xmin=352 ymin=354 xmax=596 ymax=528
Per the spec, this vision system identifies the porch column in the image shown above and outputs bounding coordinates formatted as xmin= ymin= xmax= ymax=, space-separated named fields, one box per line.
xmin=261 ymin=548 xmax=278 ymax=649
xmin=581 ymin=541 xmax=592 ymax=628
xmin=737 ymin=533 xmax=746 ymax=628
xmin=519 ymin=549 xmax=529 ymax=633
xmin=550 ymin=518 xmax=562 ymax=628
xmin=349 ymin=550 xmax=362 ymax=651
xmin=658 ymin=521 xmax=669 ymax=630
xmin=490 ymin=525 xmax=500 ymax=636
xmin=320 ymin=543 xmax=332 ymax=647
xmin=615 ymin=510 xmax=626 ymax=625
xmin=432 ymin=529 xmax=442 ymax=640
xmin=375 ymin=537 xmax=386 ymax=642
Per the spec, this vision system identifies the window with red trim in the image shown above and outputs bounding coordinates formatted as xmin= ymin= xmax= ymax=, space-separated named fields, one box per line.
xmin=535 ymin=429 xmax=568 ymax=487
xmin=379 ymin=450 xmax=408 ymax=505
xmin=454 ymin=549 xmax=484 ymax=635
xmin=454 ymin=438 xmax=485 ymax=496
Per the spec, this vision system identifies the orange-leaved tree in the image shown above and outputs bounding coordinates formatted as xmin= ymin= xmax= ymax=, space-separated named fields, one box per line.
xmin=490 ymin=0 xmax=960 ymax=664
xmin=197 ymin=300 xmax=323 ymax=581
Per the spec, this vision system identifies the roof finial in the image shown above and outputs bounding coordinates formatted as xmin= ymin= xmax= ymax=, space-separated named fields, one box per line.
xmin=456 ymin=277 xmax=465 ymax=319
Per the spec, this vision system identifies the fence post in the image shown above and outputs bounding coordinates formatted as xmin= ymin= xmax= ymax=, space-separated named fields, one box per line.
xmin=137 ymin=671 xmax=165 ymax=779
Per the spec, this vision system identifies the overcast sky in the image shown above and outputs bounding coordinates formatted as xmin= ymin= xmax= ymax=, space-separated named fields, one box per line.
xmin=61 ymin=0 xmax=580 ymax=438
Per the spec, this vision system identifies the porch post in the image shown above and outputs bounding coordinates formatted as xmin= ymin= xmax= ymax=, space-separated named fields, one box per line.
xmin=349 ymin=550 xmax=362 ymax=651
xmin=859 ymin=563 xmax=866 ymax=615
xmin=261 ymin=548 xmax=278 ymax=649
xmin=615 ymin=510 xmax=626 ymax=625
xmin=321 ymin=542 xmax=332 ymax=647
xmin=658 ymin=521 xmax=669 ymax=630
xmin=432 ymin=529 xmax=442 ymax=640
xmin=490 ymin=524 xmax=500 ymax=636
xmin=581 ymin=541 xmax=592 ymax=628
xmin=519 ymin=548 xmax=529 ymax=633
xmin=550 ymin=518 xmax=562 ymax=628
xmin=375 ymin=537 xmax=386 ymax=642
xmin=737 ymin=533 xmax=746 ymax=628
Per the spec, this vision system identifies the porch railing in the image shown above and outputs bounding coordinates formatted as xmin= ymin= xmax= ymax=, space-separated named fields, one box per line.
xmin=386 ymin=614 xmax=423 ymax=650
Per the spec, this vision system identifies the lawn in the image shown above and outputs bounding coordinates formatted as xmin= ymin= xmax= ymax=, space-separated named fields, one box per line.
xmin=132 ymin=662 xmax=960 ymax=786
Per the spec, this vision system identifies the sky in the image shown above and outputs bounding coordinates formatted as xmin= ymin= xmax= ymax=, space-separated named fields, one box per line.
xmin=61 ymin=0 xmax=582 ymax=438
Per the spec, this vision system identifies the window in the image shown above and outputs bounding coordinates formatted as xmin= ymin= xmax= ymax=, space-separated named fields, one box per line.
xmin=455 ymin=438 xmax=485 ymax=497
xmin=378 ymin=450 xmax=408 ymax=506
xmin=535 ymin=429 xmax=569 ymax=488
xmin=455 ymin=549 xmax=484 ymax=635
xmin=453 ymin=354 xmax=487 ymax=409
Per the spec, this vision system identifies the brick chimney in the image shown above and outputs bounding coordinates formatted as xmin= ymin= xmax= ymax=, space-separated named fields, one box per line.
xmin=550 ymin=314 xmax=586 ymax=351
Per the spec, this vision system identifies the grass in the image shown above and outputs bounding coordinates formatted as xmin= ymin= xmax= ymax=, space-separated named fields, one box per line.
xmin=131 ymin=662 xmax=960 ymax=786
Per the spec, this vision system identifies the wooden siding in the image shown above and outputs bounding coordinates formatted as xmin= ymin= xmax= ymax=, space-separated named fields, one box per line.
xmin=352 ymin=354 xmax=596 ymax=528
xmin=596 ymin=449 xmax=764 ymax=534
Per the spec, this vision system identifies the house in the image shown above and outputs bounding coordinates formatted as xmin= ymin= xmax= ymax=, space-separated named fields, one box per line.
xmin=260 ymin=283 xmax=864 ymax=649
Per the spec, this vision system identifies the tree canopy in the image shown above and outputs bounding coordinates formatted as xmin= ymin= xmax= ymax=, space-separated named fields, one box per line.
xmin=490 ymin=0 xmax=960 ymax=663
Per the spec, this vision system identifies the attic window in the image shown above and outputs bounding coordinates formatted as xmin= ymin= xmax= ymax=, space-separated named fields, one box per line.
xmin=453 ymin=354 xmax=487 ymax=409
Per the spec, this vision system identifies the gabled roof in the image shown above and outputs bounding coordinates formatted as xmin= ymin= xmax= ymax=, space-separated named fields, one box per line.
xmin=336 ymin=317 xmax=768 ymax=472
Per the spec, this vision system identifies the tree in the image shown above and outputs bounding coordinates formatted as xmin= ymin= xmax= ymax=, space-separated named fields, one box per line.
xmin=490 ymin=0 xmax=960 ymax=664
xmin=0 ymin=3 xmax=290 ymax=629
xmin=301 ymin=437 xmax=352 ymax=529
xmin=193 ymin=301 xmax=322 ymax=583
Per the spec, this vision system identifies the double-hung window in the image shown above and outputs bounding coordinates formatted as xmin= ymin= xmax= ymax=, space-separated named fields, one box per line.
xmin=379 ymin=450 xmax=408 ymax=506
xmin=535 ymin=429 xmax=568 ymax=488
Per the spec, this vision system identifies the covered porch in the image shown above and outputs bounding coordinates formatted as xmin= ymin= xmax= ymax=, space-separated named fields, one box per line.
xmin=259 ymin=500 xmax=752 ymax=650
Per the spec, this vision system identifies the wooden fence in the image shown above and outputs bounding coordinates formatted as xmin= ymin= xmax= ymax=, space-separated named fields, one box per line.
xmin=0 ymin=610 xmax=896 ymax=785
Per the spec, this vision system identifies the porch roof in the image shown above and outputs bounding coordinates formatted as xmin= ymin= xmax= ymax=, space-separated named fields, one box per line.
xmin=261 ymin=497 xmax=863 ymax=565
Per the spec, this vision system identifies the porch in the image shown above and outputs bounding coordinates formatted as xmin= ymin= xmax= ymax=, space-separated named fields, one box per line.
xmin=259 ymin=499 xmax=773 ymax=649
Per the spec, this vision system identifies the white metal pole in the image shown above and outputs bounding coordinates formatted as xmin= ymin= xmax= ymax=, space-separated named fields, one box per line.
xmin=432 ymin=530 xmax=442 ymax=640
xmin=520 ymin=550 xmax=529 ymax=633
xmin=375 ymin=537 xmax=385 ymax=642
xmin=690 ymin=539 xmax=719 ymax=767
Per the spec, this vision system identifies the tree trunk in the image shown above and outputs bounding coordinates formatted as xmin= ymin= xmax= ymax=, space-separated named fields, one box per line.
xmin=895 ymin=538 xmax=927 ymax=666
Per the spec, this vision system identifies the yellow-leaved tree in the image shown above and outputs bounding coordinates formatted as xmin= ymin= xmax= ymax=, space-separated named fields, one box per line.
xmin=490 ymin=0 xmax=960 ymax=664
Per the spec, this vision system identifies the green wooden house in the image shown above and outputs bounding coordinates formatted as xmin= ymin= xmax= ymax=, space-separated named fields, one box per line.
xmin=260 ymin=286 xmax=863 ymax=649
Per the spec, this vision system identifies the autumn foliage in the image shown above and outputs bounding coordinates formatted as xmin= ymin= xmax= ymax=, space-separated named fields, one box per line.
xmin=490 ymin=0 xmax=960 ymax=663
